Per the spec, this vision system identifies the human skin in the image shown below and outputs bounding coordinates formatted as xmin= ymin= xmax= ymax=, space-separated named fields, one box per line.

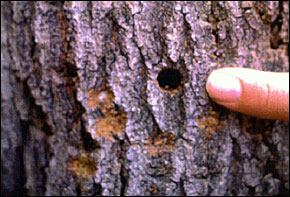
xmin=206 ymin=67 xmax=289 ymax=122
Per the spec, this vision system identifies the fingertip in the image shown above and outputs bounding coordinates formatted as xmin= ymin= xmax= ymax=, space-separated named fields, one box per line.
xmin=206 ymin=70 xmax=242 ymax=104
xmin=206 ymin=68 xmax=289 ymax=121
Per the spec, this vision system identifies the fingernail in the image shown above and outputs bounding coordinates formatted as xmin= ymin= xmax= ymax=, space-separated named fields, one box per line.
xmin=206 ymin=71 xmax=242 ymax=103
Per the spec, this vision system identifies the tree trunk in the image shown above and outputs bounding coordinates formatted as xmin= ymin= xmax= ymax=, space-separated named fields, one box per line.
xmin=1 ymin=1 xmax=289 ymax=196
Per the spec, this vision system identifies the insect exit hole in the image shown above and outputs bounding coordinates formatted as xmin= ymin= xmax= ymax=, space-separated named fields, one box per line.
xmin=157 ymin=69 xmax=182 ymax=91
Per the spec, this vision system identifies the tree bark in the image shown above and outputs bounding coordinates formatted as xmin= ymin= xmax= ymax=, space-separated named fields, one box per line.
xmin=1 ymin=1 xmax=289 ymax=196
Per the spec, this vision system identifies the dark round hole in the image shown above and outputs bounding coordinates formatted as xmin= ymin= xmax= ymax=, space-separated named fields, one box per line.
xmin=157 ymin=69 xmax=181 ymax=90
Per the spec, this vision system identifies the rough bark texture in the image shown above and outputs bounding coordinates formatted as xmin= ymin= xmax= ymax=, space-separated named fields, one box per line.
xmin=1 ymin=1 xmax=289 ymax=196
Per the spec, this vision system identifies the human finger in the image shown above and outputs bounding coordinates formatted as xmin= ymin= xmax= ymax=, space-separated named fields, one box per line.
xmin=206 ymin=67 xmax=289 ymax=121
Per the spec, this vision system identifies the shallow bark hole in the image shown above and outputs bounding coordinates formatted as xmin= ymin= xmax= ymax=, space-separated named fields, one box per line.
xmin=157 ymin=69 xmax=181 ymax=91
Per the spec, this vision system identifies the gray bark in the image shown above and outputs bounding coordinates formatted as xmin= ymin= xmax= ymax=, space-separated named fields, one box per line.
xmin=1 ymin=1 xmax=289 ymax=196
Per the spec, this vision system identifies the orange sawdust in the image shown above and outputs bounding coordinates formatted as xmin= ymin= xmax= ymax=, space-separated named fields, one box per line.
xmin=242 ymin=117 xmax=263 ymax=141
xmin=195 ymin=111 xmax=225 ymax=140
xmin=87 ymin=88 xmax=115 ymax=113
xmin=144 ymin=132 xmax=176 ymax=157
xmin=87 ymin=88 xmax=128 ymax=141
xmin=151 ymin=183 xmax=158 ymax=195
xmin=67 ymin=155 xmax=98 ymax=178
xmin=94 ymin=111 xmax=127 ymax=141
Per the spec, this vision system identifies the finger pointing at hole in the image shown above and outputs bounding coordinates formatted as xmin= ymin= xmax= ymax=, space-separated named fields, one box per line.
xmin=206 ymin=67 xmax=289 ymax=122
